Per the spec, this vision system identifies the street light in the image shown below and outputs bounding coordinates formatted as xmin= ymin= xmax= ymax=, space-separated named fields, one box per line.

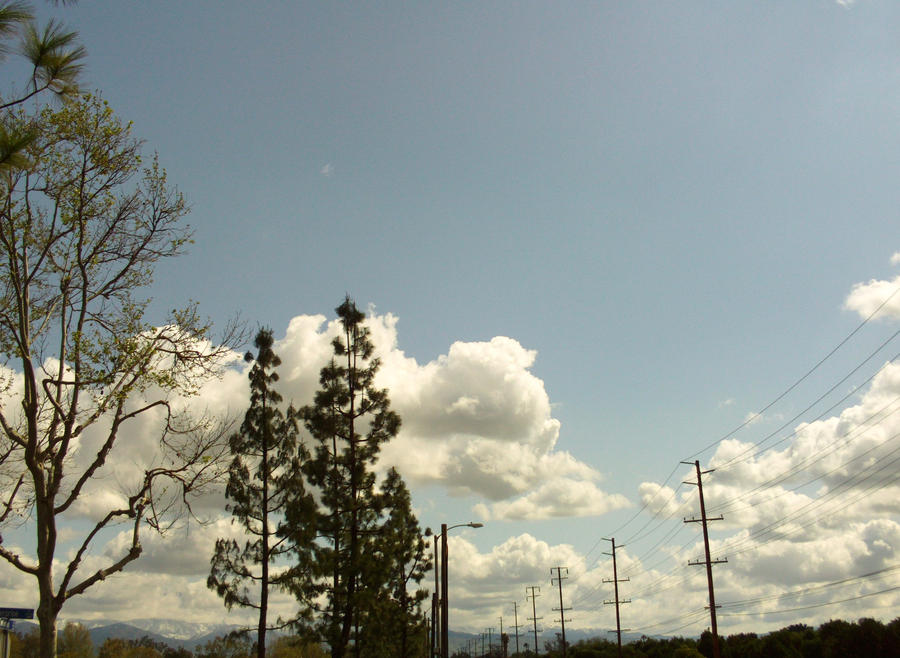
xmin=440 ymin=521 xmax=484 ymax=658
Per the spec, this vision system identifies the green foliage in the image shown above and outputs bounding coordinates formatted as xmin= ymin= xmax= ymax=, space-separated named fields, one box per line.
xmin=209 ymin=329 xmax=318 ymax=655
xmin=0 ymin=61 xmax=236 ymax=658
xmin=196 ymin=635 xmax=252 ymax=658
xmin=354 ymin=468 xmax=431 ymax=657
xmin=0 ymin=0 xmax=86 ymax=169
xmin=12 ymin=627 xmax=41 ymax=658
xmin=267 ymin=636 xmax=327 ymax=658
xmin=535 ymin=617 xmax=900 ymax=658
xmin=96 ymin=635 xmax=192 ymax=658
xmin=98 ymin=638 xmax=151 ymax=658
xmin=301 ymin=296 xmax=423 ymax=656
xmin=57 ymin=624 xmax=93 ymax=658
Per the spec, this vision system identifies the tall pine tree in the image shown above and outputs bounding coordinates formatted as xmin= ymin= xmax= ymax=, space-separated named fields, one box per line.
xmin=209 ymin=329 xmax=317 ymax=658
xmin=302 ymin=297 xmax=422 ymax=657
xmin=358 ymin=468 xmax=432 ymax=657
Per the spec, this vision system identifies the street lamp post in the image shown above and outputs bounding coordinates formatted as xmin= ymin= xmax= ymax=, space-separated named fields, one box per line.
xmin=433 ymin=534 xmax=440 ymax=657
xmin=440 ymin=521 xmax=484 ymax=658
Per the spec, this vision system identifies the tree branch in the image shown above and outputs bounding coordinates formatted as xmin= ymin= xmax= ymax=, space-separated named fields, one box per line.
xmin=0 ymin=543 xmax=38 ymax=575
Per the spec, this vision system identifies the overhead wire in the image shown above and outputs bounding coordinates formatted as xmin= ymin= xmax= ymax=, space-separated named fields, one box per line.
xmin=718 ymin=564 xmax=900 ymax=610
xmin=719 ymin=585 xmax=900 ymax=618
xmin=707 ymin=392 xmax=900 ymax=518
xmin=577 ymin=285 xmax=900 ymax=631
xmin=714 ymin=339 xmax=900 ymax=473
xmin=683 ymin=284 xmax=900 ymax=462
xmin=586 ymin=290 xmax=900 ymax=580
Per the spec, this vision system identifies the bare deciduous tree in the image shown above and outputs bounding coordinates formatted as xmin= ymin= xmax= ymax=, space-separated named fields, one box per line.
xmin=0 ymin=91 xmax=239 ymax=658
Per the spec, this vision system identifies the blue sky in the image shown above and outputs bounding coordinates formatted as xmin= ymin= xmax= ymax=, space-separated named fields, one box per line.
xmin=5 ymin=0 xmax=900 ymax=638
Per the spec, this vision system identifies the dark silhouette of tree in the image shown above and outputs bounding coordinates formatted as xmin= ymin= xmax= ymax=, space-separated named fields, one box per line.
xmin=209 ymin=329 xmax=317 ymax=658
xmin=300 ymin=296 xmax=406 ymax=657
xmin=267 ymin=636 xmax=327 ymax=658
xmin=355 ymin=468 xmax=431 ymax=656
xmin=533 ymin=617 xmax=900 ymax=658
xmin=196 ymin=635 xmax=252 ymax=658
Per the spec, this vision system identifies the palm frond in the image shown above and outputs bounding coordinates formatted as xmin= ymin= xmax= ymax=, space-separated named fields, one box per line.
xmin=20 ymin=18 xmax=85 ymax=96
xmin=0 ymin=1 xmax=32 ymax=60
xmin=0 ymin=122 xmax=37 ymax=171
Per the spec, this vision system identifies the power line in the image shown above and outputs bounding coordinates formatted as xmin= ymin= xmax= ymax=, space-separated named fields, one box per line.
xmin=716 ymin=341 xmax=900 ymax=472
xmin=685 ymin=284 xmax=900 ymax=461
xmin=719 ymin=564 xmax=900 ymax=610
xmin=719 ymin=585 xmax=900 ymax=617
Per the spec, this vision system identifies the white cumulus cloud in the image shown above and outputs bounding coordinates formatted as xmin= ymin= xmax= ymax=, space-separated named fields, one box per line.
xmin=844 ymin=269 xmax=900 ymax=320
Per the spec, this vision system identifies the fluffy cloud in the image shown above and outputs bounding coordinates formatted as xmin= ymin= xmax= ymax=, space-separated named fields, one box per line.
xmin=444 ymin=533 xmax=592 ymax=631
xmin=267 ymin=311 xmax=615 ymax=517
xmin=475 ymin=478 xmax=630 ymax=521
xmin=1 ymin=306 xmax=624 ymax=627
xmin=102 ymin=311 xmax=614 ymax=519
xmin=845 ymin=274 xmax=900 ymax=320
xmin=627 ymin=341 xmax=900 ymax=633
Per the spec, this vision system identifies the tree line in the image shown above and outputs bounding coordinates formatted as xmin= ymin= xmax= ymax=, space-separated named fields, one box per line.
xmin=11 ymin=615 xmax=900 ymax=658
xmin=461 ymin=616 xmax=900 ymax=658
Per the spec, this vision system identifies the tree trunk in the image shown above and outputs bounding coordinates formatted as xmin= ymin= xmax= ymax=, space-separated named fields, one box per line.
xmin=258 ymin=418 xmax=270 ymax=658
xmin=37 ymin=605 xmax=57 ymax=658
xmin=36 ymin=484 xmax=58 ymax=658
xmin=36 ymin=550 xmax=57 ymax=658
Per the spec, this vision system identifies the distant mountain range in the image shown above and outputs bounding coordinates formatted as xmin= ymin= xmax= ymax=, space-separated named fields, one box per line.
xmin=11 ymin=618 xmax=662 ymax=652
xmin=12 ymin=619 xmax=245 ymax=651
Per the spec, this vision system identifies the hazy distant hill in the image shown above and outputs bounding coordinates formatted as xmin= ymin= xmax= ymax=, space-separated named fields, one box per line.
xmin=13 ymin=619 xmax=662 ymax=653
xmin=12 ymin=619 xmax=245 ymax=651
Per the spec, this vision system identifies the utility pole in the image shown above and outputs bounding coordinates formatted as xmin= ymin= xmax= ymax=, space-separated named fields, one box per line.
xmin=526 ymin=585 xmax=542 ymax=656
xmin=499 ymin=616 xmax=505 ymax=658
xmin=433 ymin=534 xmax=440 ymax=658
xmin=602 ymin=538 xmax=631 ymax=658
xmin=682 ymin=460 xmax=727 ymax=658
xmin=512 ymin=601 xmax=522 ymax=656
xmin=486 ymin=627 xmax=494 ymax=656
xmin=550 ymin=567 xmax=572 ymax=657
xmin=441 ymin=524 xmax=449 ymax=658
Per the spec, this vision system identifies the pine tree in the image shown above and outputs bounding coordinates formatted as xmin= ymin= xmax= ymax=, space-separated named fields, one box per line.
xmin=209 ymin=329 xmax=317 ymax=658
xmin=300 ymin=297 xmax=404 ymax=657
xmin=358 ymin=468 xmax=432 ymax=657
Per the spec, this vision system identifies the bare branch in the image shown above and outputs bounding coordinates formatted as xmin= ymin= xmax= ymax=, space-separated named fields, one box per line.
xmin=0 ymin=472 xmax=24 ymax=523
xmin=0 ymin=543 xmax=38 ymax=575
xmin=63 ymin=512 xmax=142 ymax=602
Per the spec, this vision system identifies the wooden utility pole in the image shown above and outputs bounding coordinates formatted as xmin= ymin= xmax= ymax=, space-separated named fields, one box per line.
xmin=602 ymin=538 xmax=630 ymax=658
xmin=682 ymin=460 xmax=727 ymax=658
xmin=550 ymin=567 xmax=572 ymax=657
xmin=512 ymin=601 xmax=522 ymax=655
xmin=526 ymin=585 xmax=543 ymax=655
xmin=433 ymin=535 xmax=440 ymax=657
